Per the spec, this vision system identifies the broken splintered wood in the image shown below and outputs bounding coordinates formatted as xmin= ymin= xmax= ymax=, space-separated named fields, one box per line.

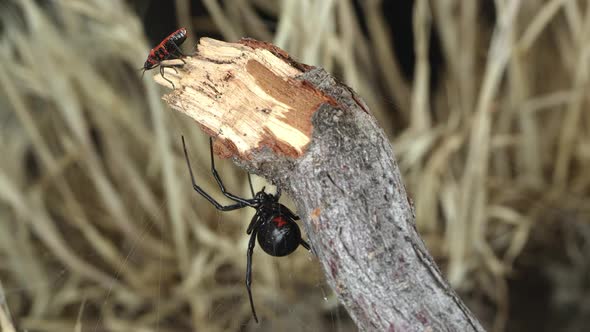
xmin=155 ymin=37 xmax=486 ymax=332
xmin=155 ymin=37 xmax=338 ymax=159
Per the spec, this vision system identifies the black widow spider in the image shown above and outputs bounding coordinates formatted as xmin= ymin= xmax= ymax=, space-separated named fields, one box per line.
xmin=181 ymin=136 xmax=311 ymax=323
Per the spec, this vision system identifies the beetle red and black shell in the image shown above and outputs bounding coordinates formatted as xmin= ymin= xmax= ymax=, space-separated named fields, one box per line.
xmin=143 ymin=28 xmax=188 ymax=70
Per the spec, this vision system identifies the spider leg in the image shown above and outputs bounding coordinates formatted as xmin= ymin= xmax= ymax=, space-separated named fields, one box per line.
xmin=209 ymin=137 xmax=256 ymax=206
xmin=247 ymin=173 xmax=256 ymax=198
xmin=159 ymin=65 xmax=175 ymax=89
xmin=182 ymin=136 xmax=248 ymax=211
xmin=275 ymin=186 xmax=282 ymax=200
xmin=246 ymin=209 xmax=263 ymax=235
xmin=246 ymin=230 xmax=259 ymax=323
xmin=300 ymin=239 xmax=311 ymax=251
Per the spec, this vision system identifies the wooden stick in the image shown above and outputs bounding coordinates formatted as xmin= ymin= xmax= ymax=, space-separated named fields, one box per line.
xmin=156 ymin=37 xmax=486 ymax=332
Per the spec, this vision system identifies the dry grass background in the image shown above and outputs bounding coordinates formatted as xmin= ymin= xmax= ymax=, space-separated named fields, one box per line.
xmin=1 ymin=0 xmax=590 ymax=331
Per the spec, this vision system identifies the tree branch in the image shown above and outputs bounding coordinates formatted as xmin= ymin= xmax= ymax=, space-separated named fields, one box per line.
xmin=156 ymin=37 xmax=486 ymax=332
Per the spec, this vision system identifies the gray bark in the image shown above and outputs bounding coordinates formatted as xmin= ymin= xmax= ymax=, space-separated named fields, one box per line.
xmin=243 ymin=68 xmax=486 ymax=332
xmin=158 ymin=37 xmax=486 ymax=331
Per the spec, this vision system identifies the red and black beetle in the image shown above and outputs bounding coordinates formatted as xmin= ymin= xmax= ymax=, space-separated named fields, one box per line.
xmin=141 ymin=28 xmax=191 ymax=88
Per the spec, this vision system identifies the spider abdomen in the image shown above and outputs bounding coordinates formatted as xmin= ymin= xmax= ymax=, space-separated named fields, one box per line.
xmin=257 ymin=215 xmax=302 ymax=257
